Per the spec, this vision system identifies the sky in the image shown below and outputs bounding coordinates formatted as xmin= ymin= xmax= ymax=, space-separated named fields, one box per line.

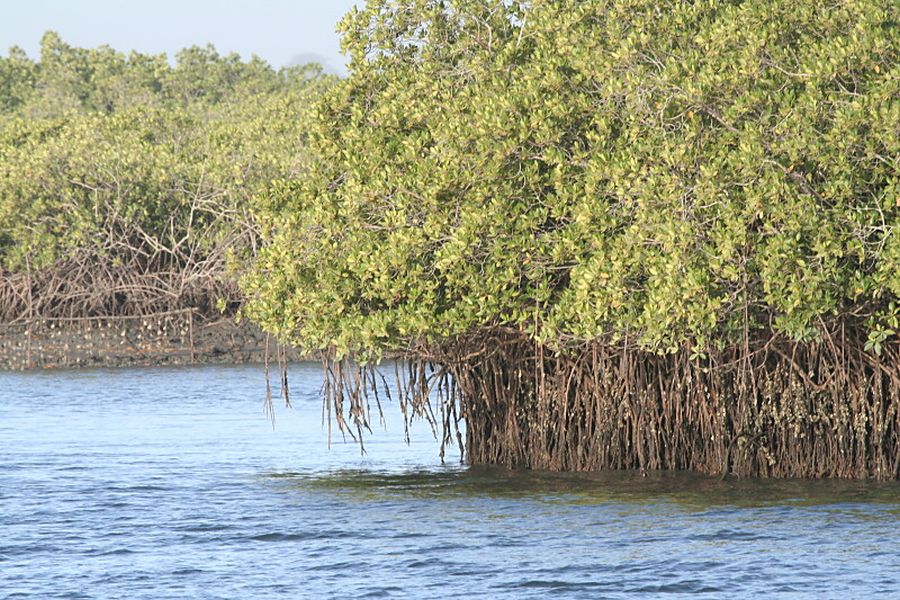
xmin=0 ymin=0 xmax=360 ymax=73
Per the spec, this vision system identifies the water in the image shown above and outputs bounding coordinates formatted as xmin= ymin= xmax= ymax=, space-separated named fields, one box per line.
xmin=2 ymin=364 xmax=899 ymax=599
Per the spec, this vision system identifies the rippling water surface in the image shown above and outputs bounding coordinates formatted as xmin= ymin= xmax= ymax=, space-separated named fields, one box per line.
xmin=2 ymin=364 xmax=899 ymax=599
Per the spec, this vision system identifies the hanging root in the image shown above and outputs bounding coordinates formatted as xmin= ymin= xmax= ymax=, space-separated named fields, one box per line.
xmin=265 ymin=350 xmax=465 ymax=460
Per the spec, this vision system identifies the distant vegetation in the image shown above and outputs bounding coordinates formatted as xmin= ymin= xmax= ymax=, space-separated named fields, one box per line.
xmin=0 ymin=31 xmax=335 ymax=321
xmin=244 ymin=0 xmax=899 ymax=478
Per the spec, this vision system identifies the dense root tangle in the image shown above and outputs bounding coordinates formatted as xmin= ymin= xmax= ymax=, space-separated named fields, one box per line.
xmin=0 ymin=222 xmax=247 ymax=323
xmin=449 ymin=330 xmax=899 ymax=480
xmin=313 ymin=325 xmax=900 ymax=480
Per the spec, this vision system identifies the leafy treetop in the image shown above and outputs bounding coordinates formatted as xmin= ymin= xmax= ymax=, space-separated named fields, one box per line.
xmin=244 ymin=0 xmax=899 ymax=359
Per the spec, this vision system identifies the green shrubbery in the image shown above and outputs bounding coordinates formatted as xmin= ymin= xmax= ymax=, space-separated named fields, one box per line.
xmin=245 ymin=0 xmax=898 ymax=358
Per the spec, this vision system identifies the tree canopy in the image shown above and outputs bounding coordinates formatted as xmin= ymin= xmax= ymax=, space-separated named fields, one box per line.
xmin=244 ymin=0 xmax=899 ymax=359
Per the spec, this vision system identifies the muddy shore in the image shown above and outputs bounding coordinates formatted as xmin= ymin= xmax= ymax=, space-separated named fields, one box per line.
xmin=0 ymin=311 xmax=299 ymax=370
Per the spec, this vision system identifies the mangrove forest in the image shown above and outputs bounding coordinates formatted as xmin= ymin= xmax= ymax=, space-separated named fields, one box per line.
xmin=3 ymin=0 xmax=900 ymax=480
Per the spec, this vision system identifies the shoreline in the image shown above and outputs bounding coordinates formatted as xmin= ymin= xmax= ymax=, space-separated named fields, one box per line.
xmin=0 ymin=311 xmax=298 ymax=370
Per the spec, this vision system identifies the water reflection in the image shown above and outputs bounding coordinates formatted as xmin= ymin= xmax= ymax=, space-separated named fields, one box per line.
xmin=273 ymin=466 xmax=900 ymax=508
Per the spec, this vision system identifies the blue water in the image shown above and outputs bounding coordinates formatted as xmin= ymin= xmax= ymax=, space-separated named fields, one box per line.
xmin=1 ymin=364 xmax=899 ymax=599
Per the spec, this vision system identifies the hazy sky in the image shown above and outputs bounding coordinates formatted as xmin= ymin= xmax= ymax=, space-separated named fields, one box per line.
xmin=0 ymin=0 xmax=360 ymax=73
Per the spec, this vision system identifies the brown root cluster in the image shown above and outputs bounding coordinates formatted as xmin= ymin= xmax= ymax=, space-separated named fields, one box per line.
xmin=0 ymin=248 xmax=242 ymax=324
xmin=311 ymin=326 xmax=900 ymax=480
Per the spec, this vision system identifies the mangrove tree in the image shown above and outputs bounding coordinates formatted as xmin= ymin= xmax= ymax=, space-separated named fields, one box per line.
xmin=245 ymin=0 xmax=900 ymax=479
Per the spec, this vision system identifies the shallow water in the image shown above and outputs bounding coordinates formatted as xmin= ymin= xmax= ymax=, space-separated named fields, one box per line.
xmin=2 ymin=364 xmax=899 ymax=599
